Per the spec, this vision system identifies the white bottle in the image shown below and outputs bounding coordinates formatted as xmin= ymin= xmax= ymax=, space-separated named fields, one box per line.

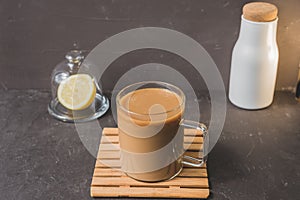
xmin=229 ymin=2 xmax=279 ymax=109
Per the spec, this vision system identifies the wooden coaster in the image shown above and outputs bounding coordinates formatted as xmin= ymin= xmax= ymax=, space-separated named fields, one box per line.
xmin=91 ymin=128 xmax=209 ymax=198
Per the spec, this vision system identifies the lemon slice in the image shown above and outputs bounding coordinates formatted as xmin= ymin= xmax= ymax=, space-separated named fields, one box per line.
xmin=57 ymin=74 xmax=96 ymax=110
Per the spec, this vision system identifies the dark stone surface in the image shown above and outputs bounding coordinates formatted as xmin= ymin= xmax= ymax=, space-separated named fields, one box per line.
xmin=0 ymin=89 xmax=299 ymax=200
xmin=0 ymin=0 xmax=300 ymax=90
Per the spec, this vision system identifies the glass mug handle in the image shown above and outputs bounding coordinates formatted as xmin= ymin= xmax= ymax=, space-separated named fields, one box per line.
xmin=180 ymin=119 xmax=208 ymax=167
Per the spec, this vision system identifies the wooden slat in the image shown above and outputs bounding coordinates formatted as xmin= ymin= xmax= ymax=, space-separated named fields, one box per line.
xmin=95 ymin=159 xmax=121 ymax=168
xmin=178 ymin=168 xmax=207 ymax=177
xmin=184 ymin=143 xmax=203 ymax=151
xmin=101 ymin=135 xmax=119 ymax=143
xmin=93 ymin=167 xmax=207 ymax=178
xmin=97 ymin=151 xmax=120 ymax=159
xmin=91 ymin=186 xmax=209 ymax=198
xmin=93 ymin=168 xmax=123 ymax=177
xmin=97 ymin=150 xmax=202 ymax=159
xmin=98 ymin=143 xmax=202 ymax=152
xmin=183 ymin=163 xmax=206 ymax=168
xmin=99 ymin=143 xmax=120 ymax=151
xmin=102 ymin=128 xmax=203 ymax=136
xmin=95 ymin=159 xmax=206 ymax=169
xmin=97 ymin=152 xmax=204 ymax=166
xmin=91 ymin=176 xmax=208 ymax=188
xmin=101 ymin=135 xmax=203 ymax=144
xmin=102 ymin=128 xmax=118 ymax=135
xmin=184 ymin=151 xmax=203 ymax=158
xmin=184 ymin=129 xmax=203 ymax=136
xmin=184 ymin=136 xmax=203 ymax=143
xmin=184 ymin=135 xmax=203 ymax=144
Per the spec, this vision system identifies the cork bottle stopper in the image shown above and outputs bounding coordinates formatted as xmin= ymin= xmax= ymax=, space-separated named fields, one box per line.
xmin=243 ymin=2 xmax=278 ymax=22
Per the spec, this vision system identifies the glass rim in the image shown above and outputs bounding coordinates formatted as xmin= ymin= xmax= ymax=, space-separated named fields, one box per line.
xmin=116 ymin=81 xmax=185 ymax=116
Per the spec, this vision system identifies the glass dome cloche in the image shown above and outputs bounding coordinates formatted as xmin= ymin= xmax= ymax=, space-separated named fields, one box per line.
xmin=48 ymin=50 xmax=109 ymax=122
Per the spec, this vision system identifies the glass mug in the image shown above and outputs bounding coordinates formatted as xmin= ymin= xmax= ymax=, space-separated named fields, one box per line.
xmin=116 ymin=81 xmax=208 ymax=182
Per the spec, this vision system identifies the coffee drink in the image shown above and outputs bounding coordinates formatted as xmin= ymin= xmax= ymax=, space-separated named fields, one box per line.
xmin=117 ymin=88 xmax=185 ymax=182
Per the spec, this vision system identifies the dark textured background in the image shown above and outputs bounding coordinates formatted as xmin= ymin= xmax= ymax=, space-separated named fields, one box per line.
xmin=0 ymin=90 xmax=299 ymax=200
xmin=0 ymin=0 xmax=299 ymax=91
xmin=0 ymin=1 xmax=300 ymax=199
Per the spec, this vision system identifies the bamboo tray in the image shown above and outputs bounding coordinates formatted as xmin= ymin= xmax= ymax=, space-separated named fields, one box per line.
xmin=91 ymin=128 xmax=209 ymax=198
